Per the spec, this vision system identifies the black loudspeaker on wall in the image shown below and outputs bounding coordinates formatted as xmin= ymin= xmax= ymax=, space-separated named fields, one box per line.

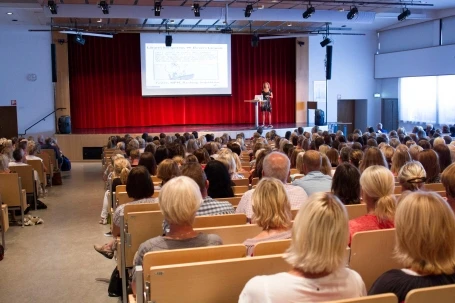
xmin=165 ymin=35 xmax=172 ymax=47
xmin=315 ymin=109 xmax=325 ymax=126
xmin=51 ymin=44 xmax=57 ymax=83
xmin=326 ymin=45 xmax=333 ymax=80
xmin=58 ymin=115 xmax=71 ymax=134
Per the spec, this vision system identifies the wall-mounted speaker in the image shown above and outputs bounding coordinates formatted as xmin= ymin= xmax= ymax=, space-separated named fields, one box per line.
xmin=326 ymin=45 xmax=333 ymax=80
xmin=51 ymin=43 xmax=57 ymax=83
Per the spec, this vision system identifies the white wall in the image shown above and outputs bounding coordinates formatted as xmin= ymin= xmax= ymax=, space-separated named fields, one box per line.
xmin=0 ymin=26 xmax=54 ymax=138
xmin=308 ymin=31 xmax=380 ymax=127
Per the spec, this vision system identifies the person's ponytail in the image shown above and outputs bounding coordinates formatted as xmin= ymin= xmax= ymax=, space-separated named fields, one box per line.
xmin=375 ymin=194 xmax=396 ymax=224
xmin=120 ymin=167 xmax=130 ymax=185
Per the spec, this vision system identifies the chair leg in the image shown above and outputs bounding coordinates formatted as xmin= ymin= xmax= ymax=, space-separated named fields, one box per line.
xmin=0 ymin=206 xmax=5 ymax=249
xmin=21 ymin=206 xmax=24 ymax=228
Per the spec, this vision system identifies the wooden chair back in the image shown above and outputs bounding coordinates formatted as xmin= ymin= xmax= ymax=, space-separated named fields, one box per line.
xmin=36 ymin=152 xmax=53 ymax=177
xmin=291 ymin=209 xmax=299 ymax=219
xmin=151 ymin=176 xmax=162 ymax=184
xmin=193 ymin=214 xmax=247 ymax=228
xmin=323 ymin=293 xmax=398 ymax=303
xmin=195 ymin=224 xmax=262 ymax=244
xmin=146 ymin=255 xmax=290 ymax=303
xmin=232 ymin=178 xmax=249 ymax=186
xmin=9 ymin=165 xmax=35 ymax=194
xmin=251 ymin=177 xmax=259 ymax=186
xmin=115 ymin=184 xmax=126 ymax=197
xmin=345 ymin=204 xmax=368 ymax=220
xmin=233 ymin=185 xmax=249 ymax=196
xmin=27 ymin=159 xmax=46 ymax=187
xmin=0 ymin=174 xmax=26 ymax=208
xmin=293 ymin=175 xmax=304 ymax=180
xmin=123 ymin=209 xmax=164 ymax=267
xmin=423 ymin=183 xmax=445 ymax=192
xmin=221 ymin=196 xmax=241 ymax=207
xmin=117 ymin=192 xmax=134 ymax=206
xmin=350 ymin=229 xmax=400 ymax=291
xmin=253 ymin=239 xmax=291 ymax=256
xmin=394 ymin=186 xmax=402 ymax=194
xmin=123 ymin=203 xmax=160 ymax=213
xmin=41 ymin=149 xmax=58 ymax=171
xmin=405 ymin=284 xmax=455 ymax=303
xmin=290 ymin=168 xmax=299 ymax=175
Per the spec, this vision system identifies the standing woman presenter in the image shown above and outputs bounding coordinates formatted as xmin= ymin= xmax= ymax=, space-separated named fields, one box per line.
xmin=261 ymin=82 xmax=273 ymax=128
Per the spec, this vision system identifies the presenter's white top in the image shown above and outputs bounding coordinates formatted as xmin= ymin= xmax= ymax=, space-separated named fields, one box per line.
xmin=239 ymin=268 xmax=366 ymax=303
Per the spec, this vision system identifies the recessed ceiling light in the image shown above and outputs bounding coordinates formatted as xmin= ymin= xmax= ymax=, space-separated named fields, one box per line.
xmin=6 ymin=12 xmax=13 ymax=15
xmin=97 ymin=19 xmax=102 ymax=23
xmin=287 ymin=23 xmax=292 ymax=26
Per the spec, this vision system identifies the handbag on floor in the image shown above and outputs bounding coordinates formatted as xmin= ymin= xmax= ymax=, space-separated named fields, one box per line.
xmin=52 ymin=171 xmax=63 ymax=186
xmin=108 ymin=267 xmax=122 ymax=297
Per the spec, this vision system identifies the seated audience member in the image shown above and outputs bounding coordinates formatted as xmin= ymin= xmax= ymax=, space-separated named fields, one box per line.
xmin=349 ymin=149 xmax=363 ymax=169
xmin=204 ymin=160 xmax=234 ymax=199
xmin=349 ymin=166 xmax=396 ymax=243
xmin=193 ymin=148 xmax=211 ymax=167
xmin=156 ymin=159 xmax=181 ymax=188
xmin=243 ymin=178 xmax=292 ymax=256
xmin=418 ymin=149 xmax=441 ymax=184
xmin=390 ymin=150 xmax=411 ymax=176
xmin=332 ymin=163 xmax=361 ymax=205
xmin=326 ymin=148 xmax=339 ymax=169
xmin=138 ymin=152 xmax=157 ymax=176
xmin=369 ymin=192 xmax=455 ymax=301
xmin=129 ymin=149 xmax=140 ymax=167
xmin=0 ymin=154 xmax=10 ymax=173
xmin=408 ymin=144 xmax=423 ymax=161
xmin=94 ymin=166 xmax=157 ymax=258
xmin=292 ymin=150 xmax=332 ymax=196
xmin=154 ymin=146 xmax=169 ymax=165
xmin=184 ymin=154 xmax=199 ymax=164
xmin=339 ymin=147 xmax=352 ymax=164
xmin=8 ymin=148 xmax=28 ymax=167
xmin=237 ymin=152 xmax=308 ymax=220
xmin=217 ymin=150 xmax=244 ymax=179
xmin=131 ymin=176 xmax=223 ymax=294
xmin=381 ymin=145 xmax=395 ymax=167
xmin=320 ymin=154 xmax=333 ymax=176
xmin=143 ymin=142 xmax=156 ymax=155
xmin=26 ymin=141 xmax=48 ymax=172
xmin=377 ymin=123 xmax=388 ymax=134
xmin=239 ymin=193 xmax=366 ymax=302
xmin=433 ymin=144 xmax=452 ymax=172
xmin=441 ymin=163 xmax=455 ymax=213
xmin=359 ymin=147 xmax=388 ymax=173
xmin=42 ymin=137 xmax=63 ymax=165
xmin=398 ymin=161 xmax=426 ymax=193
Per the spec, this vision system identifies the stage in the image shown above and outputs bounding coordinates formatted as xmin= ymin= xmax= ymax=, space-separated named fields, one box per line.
xmin=57 ymin=123 xmax=327 ymax=161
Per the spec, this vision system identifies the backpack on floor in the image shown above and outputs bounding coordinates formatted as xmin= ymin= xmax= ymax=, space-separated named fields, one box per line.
xmin=61 ymin=155 xmax=71 ymax=171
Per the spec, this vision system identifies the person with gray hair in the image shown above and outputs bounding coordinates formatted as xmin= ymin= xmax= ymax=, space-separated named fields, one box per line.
xmin=236 ymin=152 xmax=308 ymax=220
xmin=292 ymin=150 xmax=332 ymax=196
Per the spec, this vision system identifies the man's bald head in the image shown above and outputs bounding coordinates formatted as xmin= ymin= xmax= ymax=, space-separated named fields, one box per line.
xmin=302 ymin=150 xmax=322 ymax=174
xmin=262 ymin=152 xmax=290 ymax=183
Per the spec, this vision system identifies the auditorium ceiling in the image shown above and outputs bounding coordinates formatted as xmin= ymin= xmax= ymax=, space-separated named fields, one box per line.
xmin=0 ymin=0 xmax=454 ymax=35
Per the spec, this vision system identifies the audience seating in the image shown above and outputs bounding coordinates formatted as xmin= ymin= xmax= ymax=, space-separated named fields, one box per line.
xmin=291 ymin=209 xmax=299 ymax=219
xmin=36 ymin=152 xmax=54 ymax=186
xmin=27 ymin=159 xmax=47 ymax=189
xmin=232 ymin=178 xmax=249 ymax=186
xmin=323 ymin=294 xmax=398 ymax=303
xmin=251 ymin=177 xmax=259 ymax=186
xmin=221 ymin=196 xmax=241 ymax=207
xmin=195 ymin=224 xmax=262 ymax=245
xmin=41 ymin=149 xmax=58 ymax=171
xmin=117 ymin=192 xmax=135 ymax=205
xmin=233 ymin=185 xmax=249 ymax=196
xmin=0 ymin=174 xmax=27 ymax=227
xmin=253 ymin=239 xmax=291 ymax=256
xmin=349 ymin=229 xmax=400 ymax=291
xmin=405 ymin=284 xmax=455 ymax=303
xmin=143 ymin=254 xmax=289 ymax=303
xmin=290 ymin=168 xmax=299 ymax=175
xmin=9 ymin=165 xmax=37 ymax=211
xmin=0 ymin=194 xmax=7 ymax=249
xmin=193 ymin=214 xmax=247 ymax=228
xmin=345 ymin=204 xmax=368 ymax=220
xmin=293 ymin=175 xmax=304 ymax=180
xmin=423 ymin=183 xmax=445 ymax=192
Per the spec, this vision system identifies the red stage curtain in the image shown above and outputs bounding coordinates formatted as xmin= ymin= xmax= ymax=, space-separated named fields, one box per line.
xmin=68 ymin=34 xmax=296 ymax=130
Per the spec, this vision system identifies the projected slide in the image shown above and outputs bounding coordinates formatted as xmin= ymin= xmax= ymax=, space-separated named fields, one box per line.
xmin=140 ymin=34 xmax=232 ymax=96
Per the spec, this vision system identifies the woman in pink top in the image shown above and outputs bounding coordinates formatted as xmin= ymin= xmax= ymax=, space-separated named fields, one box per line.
xmin=243 ymin=178 xmax=292 ymax=256
xmin=349 ymin=165 xmax=396 ymax=244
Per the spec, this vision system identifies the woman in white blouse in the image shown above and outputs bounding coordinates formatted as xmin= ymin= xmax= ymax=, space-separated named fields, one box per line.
xmin=239 ymin=192 xmax=366 ymax=303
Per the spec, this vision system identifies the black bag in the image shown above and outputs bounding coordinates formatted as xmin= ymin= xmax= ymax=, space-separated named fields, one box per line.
xmin=0 ymin=244 xmax=4 ymax=261
xmin=52 ymin=171 xmax=63 ymax=186
xmin=108 ymin=267 xmax=122 ymax=297
xmin=61 ymin=155 xmax=71 ymax=171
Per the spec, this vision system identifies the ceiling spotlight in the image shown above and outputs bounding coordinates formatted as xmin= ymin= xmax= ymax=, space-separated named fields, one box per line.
xmin=48 ymin=1 xmax=57 ymax=15
xmin=99 ymin=1 xmax=109 ymax=14
xmin=6 ymin=12 xmax=13 ymax=15
xmin=347 ymin=6 xmax=358 ymax=20
xmin=154 ymin=1 xmax=162 ymax=16
xmin=320 ymin=37 xmax=332 ymax=47
xmin=193 ymin=3 xmax=200 ymax=17
xmin=97 ymin=19 xmax=102 ymax=23
xmin=302 ymin=6 xmax=315 ymax=19
xmin=75 ymin=34 xmax=86 ymax=46
xmin=398 ymin=8 xmax=411 ymax=21
xmin=245 ymin=4 xmax=253 ymax=18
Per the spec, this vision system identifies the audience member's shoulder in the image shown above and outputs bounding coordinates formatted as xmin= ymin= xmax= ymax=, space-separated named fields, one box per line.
xmin=203 ymin=233 xmax=223 ymax=245
xmin=239 ymin=275 xmax=268 ymax=303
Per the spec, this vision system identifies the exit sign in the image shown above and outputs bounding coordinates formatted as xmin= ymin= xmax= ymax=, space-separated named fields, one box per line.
xmin=11 ymin=100 xmax=16 ymax=106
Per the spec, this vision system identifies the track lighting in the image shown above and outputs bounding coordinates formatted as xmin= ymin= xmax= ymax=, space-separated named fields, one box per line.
xmin=303 ymin=6 xmax=315 ymax=19
xmin=347 ymin=6 xmax=358 ymax=20
xmin=48 ymin=1 xmax=57 ymax=15
xmin=245 ymin=4 xmax=253 ymax=18
xmin=320 ymin=37 xmax=331 ymax=47
xmin=193 ymin=4 xmax=200 ymax=17
xmin=154 ymin=1 xmax=162 ymax=17
xmin=397 ymin=8 xmax=411 ymax=21
xmin=99 ymin=1 xmax=109 ymax=14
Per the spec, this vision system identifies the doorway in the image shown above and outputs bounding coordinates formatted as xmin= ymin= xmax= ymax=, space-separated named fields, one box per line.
xmin=381 ymin=99 xmax=399 ymax=132
xmin=337 ymin=100 xmax=355 ymax=135
xmin=0 ymin=106 xmax=18 ymax=138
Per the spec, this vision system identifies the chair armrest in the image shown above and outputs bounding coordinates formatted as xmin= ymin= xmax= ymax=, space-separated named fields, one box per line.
xmin=21 ymin=189 xmax=27 ymax=209
xmin=134 ymin=265 xmax=144 ymax=303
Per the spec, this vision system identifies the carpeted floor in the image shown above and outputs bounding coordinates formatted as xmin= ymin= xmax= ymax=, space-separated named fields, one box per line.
xmin=0 ymin=163 xmax=119 ymax=303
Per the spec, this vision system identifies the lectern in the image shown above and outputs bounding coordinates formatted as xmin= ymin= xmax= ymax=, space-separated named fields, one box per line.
xmin=244 ymin=99 xmax=265 ymax=129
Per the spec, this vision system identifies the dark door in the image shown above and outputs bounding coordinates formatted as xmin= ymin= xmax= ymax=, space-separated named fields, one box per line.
xmin=0 ymin=106 xmax=18 ymax=138
xmin=382 ymin=99 xmax=399 ymax=132
xmin=337 ymin=100 xmax=355 ymax=135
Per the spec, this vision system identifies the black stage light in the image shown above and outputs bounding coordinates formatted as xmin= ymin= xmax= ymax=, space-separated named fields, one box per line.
xmin=347 ymin=6 xmax=358 ymax=20
xmin=154 ymin=2 xmax=162 ymax=17
xmin=193 ymin=4 xmax=200 ymax=17
xmin=303 ymin=6 xmax=315 ymax=19
xmin=251 ymin=34 xmax=259 ymax=47
xmin=245 ymin=4 xmax=253 ymax=18
xmin=75 ymin=34 xmax=86 ymax=45
xmin=48 ymin=1 xmax=57 ymax=15
xmin=99 ymin=1 xmax=109 ymax=14
xmin=398 ymin=8 xmax=411 ymax=21
xmin=320 ymin=37 xmax=331 ymax=47
xmin=165 ymin=35 xmax=172 ymax=47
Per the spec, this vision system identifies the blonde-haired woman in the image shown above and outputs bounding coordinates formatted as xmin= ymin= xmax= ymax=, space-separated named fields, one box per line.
xmin=217 ymin=150 xmax=244 ymax=179
xmin=261 ymin=81 xmax=273 ymax=128
xmin=369 ymin=192 xmax=455 ymax=301
xmin=239 ymin=193 xmax=366 ymax=302
xmin=243 ymin=178 xmax=292 ymax=256
xmin=398 ymin=161 xmax=426 ymax=193
xmin=349 ymin=165 xmax=396 ymax=244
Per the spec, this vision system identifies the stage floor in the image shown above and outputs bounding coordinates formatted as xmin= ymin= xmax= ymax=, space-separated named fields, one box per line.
xmin=71 ymin=123 xmax=321 ymax=135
